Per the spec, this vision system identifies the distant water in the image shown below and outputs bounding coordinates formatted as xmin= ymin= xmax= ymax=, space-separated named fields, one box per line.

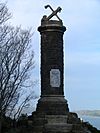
xmin=79 ymin=115 xmax=100 ymax=130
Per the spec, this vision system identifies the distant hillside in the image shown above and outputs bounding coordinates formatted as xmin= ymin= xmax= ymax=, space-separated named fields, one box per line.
xmin=75 ymin=110 xmax=100 ymax=117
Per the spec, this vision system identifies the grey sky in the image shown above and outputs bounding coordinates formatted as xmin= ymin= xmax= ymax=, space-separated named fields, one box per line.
xmin=5 ymin=0 xmax=100 ymax=111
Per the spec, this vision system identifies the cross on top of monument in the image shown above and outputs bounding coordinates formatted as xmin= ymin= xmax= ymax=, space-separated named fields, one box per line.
xmin=42 ymin=5 xmax=62 ymax=23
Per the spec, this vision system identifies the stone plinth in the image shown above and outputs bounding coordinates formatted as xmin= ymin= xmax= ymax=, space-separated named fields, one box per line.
xmin=36 ymin=95 xmax=69 ymax=115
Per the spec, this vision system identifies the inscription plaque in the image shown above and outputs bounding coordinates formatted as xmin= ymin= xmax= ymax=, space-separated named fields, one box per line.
xmin=50 ymin=69 xmax=60 ymax=87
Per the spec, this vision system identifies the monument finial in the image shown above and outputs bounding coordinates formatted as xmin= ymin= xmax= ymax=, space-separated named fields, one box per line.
xmin=42 ymin=5 xmax=62 ymax=22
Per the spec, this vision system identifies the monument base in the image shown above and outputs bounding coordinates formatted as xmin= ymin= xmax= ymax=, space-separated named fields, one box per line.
xmin=32 ymin=113 xmax=72 ymax=133
xmin=32 ymin=112 xmax=90 ymax=133
xmin=32 ymin=96 xmax=91 ymax=133
xmin=36 ymin=95 xmax=69 ymax=115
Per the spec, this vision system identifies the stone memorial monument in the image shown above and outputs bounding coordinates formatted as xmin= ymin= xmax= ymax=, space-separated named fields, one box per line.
xmin=32 ymin=5 xmax=91 ymax=133
xmin=37 ymin=5 xmax=69 ymax=116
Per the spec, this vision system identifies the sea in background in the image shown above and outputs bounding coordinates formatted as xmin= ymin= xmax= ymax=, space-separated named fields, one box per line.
xmin=78 ymin=115 xmax=100 ymax=130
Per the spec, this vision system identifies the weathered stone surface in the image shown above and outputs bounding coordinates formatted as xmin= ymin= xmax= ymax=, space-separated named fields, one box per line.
xmin=44 ymin=123 xmax=72 ymax=133
xmin=32 ymin=112 xmax=91 ymax=133
xmin=38 ymin=23 xmax=66 ymax=96
xmin=36 ymin=96 xmax=69 ymax=115
xmin=43 ymin=115 xmax=72 ymax=133
xmin=32 ymin=113 xmax=72 ymax=133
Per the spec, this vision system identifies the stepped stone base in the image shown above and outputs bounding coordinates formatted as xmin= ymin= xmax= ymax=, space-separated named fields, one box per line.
xmin=31 ymin=95 xmax=91 ymax=133
xmin=32 ymin=114 xmax=72 ymax=133
xmin=32 ymin=113 xmax=91 ymax=133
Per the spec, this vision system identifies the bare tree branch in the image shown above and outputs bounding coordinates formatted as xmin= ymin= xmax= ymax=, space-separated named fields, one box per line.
xmin=0 ymin=2 xmax=36 ymax=122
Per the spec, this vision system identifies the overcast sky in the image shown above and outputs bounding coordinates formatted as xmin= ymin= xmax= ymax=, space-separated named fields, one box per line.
xmin=4 ymin=0 xmax=100 ymax=111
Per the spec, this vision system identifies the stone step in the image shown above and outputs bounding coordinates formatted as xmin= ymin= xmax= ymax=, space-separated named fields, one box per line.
xmin=71 ymin=124 xmax=91 ymax=133
xmin=44 ymin=123 xmax=72 ymax=132
xmin=45 ymin=115 xmax=68 ymax=124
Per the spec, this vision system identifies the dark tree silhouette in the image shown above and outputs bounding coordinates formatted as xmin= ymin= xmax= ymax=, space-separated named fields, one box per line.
xmin=0 ymin=2 xmax=36 ymax=131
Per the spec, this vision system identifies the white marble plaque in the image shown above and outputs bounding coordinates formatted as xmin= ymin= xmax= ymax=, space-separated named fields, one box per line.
xmin=50 ymin=69 xmax=60 ymax=87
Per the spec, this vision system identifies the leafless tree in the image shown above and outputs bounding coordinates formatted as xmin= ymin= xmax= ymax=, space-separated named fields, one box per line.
xmin=0 ymin=2 xmax=36 ymax=126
